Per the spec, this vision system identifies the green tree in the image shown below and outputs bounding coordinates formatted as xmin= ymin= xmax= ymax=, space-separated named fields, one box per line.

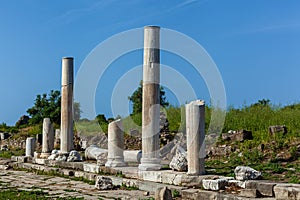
xmin=26 ymin=90 xmax=81 ymax=125
xmin=27 ymin=90 xmax=61 ymax=125
xmin=128 ymin=81 xmax=169 ymax=115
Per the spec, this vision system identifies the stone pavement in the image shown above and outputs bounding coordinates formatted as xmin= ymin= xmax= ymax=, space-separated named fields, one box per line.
xmin=0 ymin=170 xmax=154 ymax=200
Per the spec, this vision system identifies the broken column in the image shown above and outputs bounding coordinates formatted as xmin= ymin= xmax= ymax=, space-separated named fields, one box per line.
xmin=105 ymin=119 xmax=126 ymax=167
xmin=41 ymin=118 xmax=54 ymax=158
xmin=186 ymin=100 xmax=206 ymax=175
xmin=54 ymin=129 xmax=60 ymax=149
xmin=25 ymin=137 xmax=36 ymax=157
xmin=60 ymin=57 xmax=74 ymax=153
xmin=138 ymin=26 xmax=161 ymax=171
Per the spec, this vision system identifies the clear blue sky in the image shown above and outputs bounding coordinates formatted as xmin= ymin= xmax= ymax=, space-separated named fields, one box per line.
xmin=0 ymin=0 xmax=300 ymax=125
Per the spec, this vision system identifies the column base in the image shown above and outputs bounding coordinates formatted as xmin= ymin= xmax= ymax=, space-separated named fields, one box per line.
xmin=187 ymin=158 xmax=205 ymax=175
xmin=138 ymin=158 xmax=161 ymax=171
xmin=40 ymin=152 xmax=51 ymax=159
xmin=105 ymin=159 xmax=126 ymax=167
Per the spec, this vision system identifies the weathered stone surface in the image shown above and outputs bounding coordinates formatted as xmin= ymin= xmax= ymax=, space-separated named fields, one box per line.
xmin=139 ymin=26 xmax=161 ymax=172
xmin=228 ymin=180 xmax=246 ymax=189
xmin=222 ymin=129 xmax=253 ymax=142
xmin=169 ymin=145 xmax=187 ymax=172
xmin=274 ymin=184 xmax=300 ymax=200
xmin=209 ymin=144 xmax=232 ymax=156
xmin=160 ymin=132 xmax=187 ymax=163
xmin=124 ymin=150 xmax=142 ymax=163
xmin=60 ymin=57 xmax=74 ymax=153
xmin=139 ymin=171 xmax=162 ymax=183
xmin=239 ymin=189 xmax=258 ymax=198
xmin=83 ymin=163 xmax=100 ymax=173
xmin=155 ymin=187 xmax=172 ymax=200
xmin=256 ymin=182 xmax=276 ymax=197
xmin=85 ymin=145 xmax=108 ymax=160
xmin=67 ymin=150 xmax=82 ymax=162
xmin=269 ymin=125 xmax=287 ymax=135
xmin=25 ymin=137 xmax=36 ymax=157
xmin=202 ymin=179 xmax=228 ymax=191
xmin=55 ymin=154 xmax=67 ymax=161
xmin=105 ymin=119 xmax=126 ymax=167
xmin=186 ymin=100 xmax=205 ymax=175
xmin=95 ymin=176 xmax=113 ymax=190
xmin=40 ymin=118 xmax=54 ymax=159
xmin=234 ymin=166 xmax=262 ymax=181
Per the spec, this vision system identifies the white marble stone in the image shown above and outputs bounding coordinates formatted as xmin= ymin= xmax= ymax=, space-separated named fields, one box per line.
xmin=105 ymin=119 xmax=126 ymax=167
xmin=41 ymin=118 xmax=54 ymax=158
xmin=25 ymin=137 xmax=36 ymax=157
xmin=186 ymin=100 xmax=205 ymax=175
xmin=60 ymin=57 xmax=74 ymax=153
xmin=139 ymin=26 xmax=161 ymax=171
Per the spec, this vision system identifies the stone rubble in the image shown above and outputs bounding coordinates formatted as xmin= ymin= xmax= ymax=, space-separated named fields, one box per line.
xmin=67 ymin=150 xmax=82 ymax=162
xmin=95 ymin=176 xmax=113 ymax=190
xmin=169 ymin=145 xmax=187 ymax=172
xmin=234 ymin=166 xmax=262 ymax=181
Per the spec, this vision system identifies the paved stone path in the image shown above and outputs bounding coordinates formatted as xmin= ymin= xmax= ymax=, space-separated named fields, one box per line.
xmin=0 ymin=170 xmax=154 ymax=200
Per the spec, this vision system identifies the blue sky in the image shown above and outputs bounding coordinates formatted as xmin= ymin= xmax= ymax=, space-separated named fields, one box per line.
xmin=0 ymin=0 xmax=300 ymax=125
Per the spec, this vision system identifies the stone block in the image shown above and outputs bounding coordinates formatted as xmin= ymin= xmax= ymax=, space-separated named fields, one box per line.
xmin=202 ymin=179 xmax=228 ymax=191
xmin=33 ymin=158 xmax=49 ymax=165
xmin=95 ymin=176 xmax=113 ymax=190
xmin=155 ymin=187 xmax=172 ymax=200
xmin=235 ymin=166 xmax=262 ymax=180
xmin=228 ymin=180 xmax=246 ymax=188
xmin=83 ymin=163 xmax=100 ymax=173
xmin=274 ymin=184 xmax=300 ymax=200
xmin=239 ymin=189 xmax=258 ymax=198
xmin=257 ymin=182 xmax=275 ymax=197
xmin=139 ymin=171 xmax=162 ymax=182
xmin=74 ymin=171 xmax=85 ymax=178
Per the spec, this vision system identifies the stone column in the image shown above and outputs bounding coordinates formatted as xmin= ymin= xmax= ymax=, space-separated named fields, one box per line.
xmin=41 ymin=118 xmax=54 ymax=158
xmin=25 ymin=137 xmax=36 ymax=157
xmin=54 ymin=129 xmax=60 ymax=149
xmin=105 ymin=119 xmax=126 ymax=167
xmin=186 ymin=100 xmax=206 ymax=175
xmin=60 ymin=57 xmax=74 ymax=153
xmin=138 ymin=26 xmax=161 ymax=171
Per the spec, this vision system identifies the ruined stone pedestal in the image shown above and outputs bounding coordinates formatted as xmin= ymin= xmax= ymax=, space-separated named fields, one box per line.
xmin=60 ymin=57 xmax=74 ymax=153
xmin=139 ymin=26 xmax=161 ymax=171
xmin=105 ymin=119 xmax=126 ymax=167
xmin=41 ymin=118 xmax=54 ymax=158
xmin=186 ymin=100 xmax=205 ymax=175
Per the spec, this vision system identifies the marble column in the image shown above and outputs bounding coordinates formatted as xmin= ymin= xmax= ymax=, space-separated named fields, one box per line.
xmin=41 ymin=118 xmax=54 ymax=158
xmin=60 ymin=57 xmax=74 ymax=153
xmin=105 ymin=119 xmax=126 ymax=167
xmin=186 ymin=100 xmax=206 ymax=175
xmin=25 ymin=137 xmax=36 ymax=157
xmin=138 ymin=26 xmax=161 ymax=171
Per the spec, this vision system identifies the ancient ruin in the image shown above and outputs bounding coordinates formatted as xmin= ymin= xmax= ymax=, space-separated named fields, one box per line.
xmin=60 ymin=57 xmax=74 ymax=154
xmin=139 ymin=26 xmax=161 ymax=171
xmin=0 ymin=26 xmax=299 ymax=200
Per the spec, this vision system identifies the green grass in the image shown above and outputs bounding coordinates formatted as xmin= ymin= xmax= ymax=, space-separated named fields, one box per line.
xmin=0 ymin=149 xmax=25 ymax=158
xmin=0 ymin=189 xmax=83 ymax=200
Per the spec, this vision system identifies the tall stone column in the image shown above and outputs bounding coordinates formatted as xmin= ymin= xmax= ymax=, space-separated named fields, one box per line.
xmin=60 ymin=57 xmax=74 ymax=153
xmin=138 ymin=26 xmax=161 ymax=171
xmin=25 ymin=137 xmax=36 ymax=157
xmin=105 ymin=119 xmax=126 ymax=167
xmin=41 ymin=118 xmax=54 ymax=158
xmin=186 ymin=100 xmax=206 ymax=175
